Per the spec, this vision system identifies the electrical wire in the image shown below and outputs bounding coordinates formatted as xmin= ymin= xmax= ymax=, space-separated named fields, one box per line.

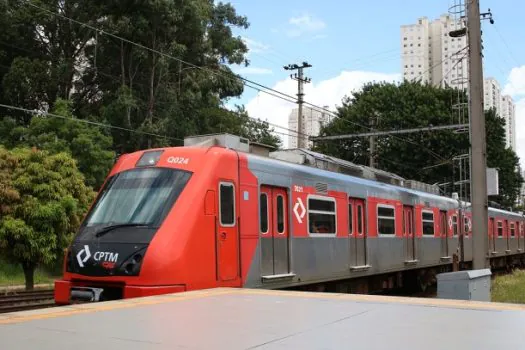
xmin=0 ymin=103 xmax=184 ymax=143
xmin=21 ymin=1 xmax=457 ymax=160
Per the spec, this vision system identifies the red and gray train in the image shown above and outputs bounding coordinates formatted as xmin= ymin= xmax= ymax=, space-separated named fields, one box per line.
xmin=54 ymin=134 xmax=525 ymax=304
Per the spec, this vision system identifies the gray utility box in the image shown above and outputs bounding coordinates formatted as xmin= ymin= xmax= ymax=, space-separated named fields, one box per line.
xmin=436 ymin=269 xmax=492 ymax=302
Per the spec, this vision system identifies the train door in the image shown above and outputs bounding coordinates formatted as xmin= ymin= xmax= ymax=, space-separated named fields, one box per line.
xmin=217 ymin=181 xmax=239 ymax=281
xmin=439 ymin=210 xmax=449 ymax=258
xmin=260 ymin=186 xmax=290 ymax=277
xmin=403 ymin=205 xmax=416 ymax=262
xmin=489 ymin=217 xmax=496 ymax=253
xmin=349 ymin=198 xmax=367 ymax=267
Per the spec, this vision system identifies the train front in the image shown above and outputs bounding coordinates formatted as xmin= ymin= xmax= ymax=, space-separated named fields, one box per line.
xmin=54 ymin=149 xmax=196 ymax=304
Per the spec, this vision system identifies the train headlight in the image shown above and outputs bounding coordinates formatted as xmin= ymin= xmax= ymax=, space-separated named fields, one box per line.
xmin=136 ymin=150 xmax=164 ymax=167
xmin=119 ymin=248 xmax=147 ymax=276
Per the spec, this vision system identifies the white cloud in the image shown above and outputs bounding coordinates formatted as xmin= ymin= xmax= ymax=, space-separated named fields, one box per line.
xmin=502 ymin=65 xmax=525 ymax=169
xmin=245 ymin=70 xmax=400 ymax=147
xmin=514 ymin=98 xmax=525 ymax=169
xmin=242 ymin=37 xmax=270 ymax=54
xmin=287 ymin=14 xmax=326 ymax=38
xmin=503 ymin=66 xmax=525 ymax=97
xmin=234 ymin=67 xmax=273 ymax=75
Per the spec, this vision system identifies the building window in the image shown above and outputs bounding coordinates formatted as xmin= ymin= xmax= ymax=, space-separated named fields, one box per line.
xmin=219 ymin=182 xmax=235 ymax=226
xmin=422 ymin=211 xmax=434 ymax=235
xmin=308 ymin=196 xmax=336 ymax=235
xmin=377 ymin=205 xmax=395 ymax=235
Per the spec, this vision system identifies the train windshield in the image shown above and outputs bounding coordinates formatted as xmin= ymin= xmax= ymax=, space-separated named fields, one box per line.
xmin=83 ymin=167 xmax=192 ymax=229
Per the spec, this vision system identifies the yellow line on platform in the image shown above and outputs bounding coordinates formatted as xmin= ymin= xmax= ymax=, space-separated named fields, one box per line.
xmin=0 ymin=289 xmax=235 ymax=325
xmin=2 ymin=287 xmax=524 ymax=325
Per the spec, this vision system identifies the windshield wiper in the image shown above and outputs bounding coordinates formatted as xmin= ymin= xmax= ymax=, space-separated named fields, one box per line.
xmin=95 ymin=223 xmax=152 ymax=237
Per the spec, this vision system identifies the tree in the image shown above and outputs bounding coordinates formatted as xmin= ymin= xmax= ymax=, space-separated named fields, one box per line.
xmin=314 ymin=80 xmax=523 ymax=207
xmin=0 ymin=147 xmax=95 ymax=289
xmin=0 ymin=99 xmax=115 ymax=189
xmin=484 ymin=107 xmax=524 ymax=208
xmin=186 ymin=105 xmax=282 ymax=149
xmin=74 ymin=0 xmax=251 ymax=153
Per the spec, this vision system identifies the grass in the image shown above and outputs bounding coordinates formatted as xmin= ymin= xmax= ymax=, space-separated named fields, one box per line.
xmin=491 ymin=269 xmax=525 ymax=304
xmin=0 ymin=260 xmax=59 ymax=287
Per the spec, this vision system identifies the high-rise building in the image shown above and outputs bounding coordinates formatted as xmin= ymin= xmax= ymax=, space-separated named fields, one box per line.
xmin=501 ymin=95 xmax=516 ymax=150
xmin=401 ymin=16 xmax=517 ymax=152
xmin=483 ymin=78 xmax=502 ymax=117
xmin=401 ymin=14 xmax=468 ymax=88
xmin=288 ymin=106 xmax=331 ymax=149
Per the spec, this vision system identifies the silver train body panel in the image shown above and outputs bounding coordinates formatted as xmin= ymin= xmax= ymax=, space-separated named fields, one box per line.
xmin=238 ymin=152 xmax=525 ymax=289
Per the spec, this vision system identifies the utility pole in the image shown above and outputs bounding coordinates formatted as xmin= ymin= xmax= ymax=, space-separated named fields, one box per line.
xmin=467 ymin=0 xmax=489 ymax=269
xmin=284 ymin=62 xmax=312 ymax=149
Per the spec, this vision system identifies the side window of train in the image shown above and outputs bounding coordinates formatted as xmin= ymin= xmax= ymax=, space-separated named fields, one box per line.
xmin=219 ymin=182 xmax=235 ymax=226
xmin=308 ymin=196 xmax=336 ymax=235
xmin=260 ymin=193 xmax=268 ymax=233
xmin=422 ymin=210 xmax=434 ymax=236
xmin=497 ymin=221 xmax=503 ymax=237
xmin=510 ymin=222 xmax=516 ymax=237
xmin=377 ymin=205 xmax=395 ymax=235
xmin=276 ymin=195 xmax=285 ymax=233
xmin=348 ymin=202 xmax=353 ymax=235
xmin=357 ymin=204 xmax=363 ymax=235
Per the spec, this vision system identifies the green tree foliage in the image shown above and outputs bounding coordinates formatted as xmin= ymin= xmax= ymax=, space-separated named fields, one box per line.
xmin=0 ymin=99 xmax=115 ymax=189
xmin=314 ymin=81 xmax=523 ymax=207
xmin=0 ymin=147 xmax=95 ymax=289
xmin=0 ymin=0 xmax=275 ymax=154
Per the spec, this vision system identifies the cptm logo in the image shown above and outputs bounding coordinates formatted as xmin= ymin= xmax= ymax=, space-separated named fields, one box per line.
xmin=76 ymin=245 xmax=119 ymax=269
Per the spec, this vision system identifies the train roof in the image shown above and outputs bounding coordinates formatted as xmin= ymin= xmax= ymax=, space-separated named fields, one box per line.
xmin=179 ymin=133 xmax=522 ymax=217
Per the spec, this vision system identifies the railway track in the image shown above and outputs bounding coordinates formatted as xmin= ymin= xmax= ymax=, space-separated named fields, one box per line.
xmin=0 ymin=289 xmax=56 ymax=314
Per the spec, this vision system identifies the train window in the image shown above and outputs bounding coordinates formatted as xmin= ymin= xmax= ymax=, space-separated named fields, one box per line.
xmin=308 ymin=196 xmax=336 ymax=235
xmin=348 ymin=203 xmax=353 ymax=234
xmin=357 ymin=205 xmax=363 ymax=234
xmin=510 ymin=223 xmax=515 ymax=237
xmin=260 ymin=193 xmax=268 ymax=233
xmin=497 ymin=221 xmax=503 ymax=237
xmin=422 ymin=211 xmax=434 ymax=236
xmin=219 ymin=182 xmax=235 ymax=226
xmin=464 ymin=216 xmax=469 ymax=234
xmin=377 ymin=205 xmax=395 ymax=235
xmin=276 ymin=195 xmax=285 ymax=233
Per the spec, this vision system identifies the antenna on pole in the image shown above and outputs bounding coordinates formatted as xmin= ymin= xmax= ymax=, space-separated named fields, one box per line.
xmin=284 ymin=62 xmax=312 ymax=149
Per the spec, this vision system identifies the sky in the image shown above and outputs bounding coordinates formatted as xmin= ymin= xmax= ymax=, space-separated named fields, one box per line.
xmin=222 ymin=0 xmax=525 ymax=169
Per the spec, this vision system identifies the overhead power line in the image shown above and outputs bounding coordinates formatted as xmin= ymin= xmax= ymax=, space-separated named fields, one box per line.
xmin=0 ymin=103 xmax=184 ymax=143
xmin=22 ymin=1 xmax=453 ymax=162
xmin=311 ymin=124 xmax=470 ymax=141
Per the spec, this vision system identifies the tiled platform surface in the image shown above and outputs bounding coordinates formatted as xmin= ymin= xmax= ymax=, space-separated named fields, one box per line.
xmin=2 ymin=288 xmax=525 ymax=349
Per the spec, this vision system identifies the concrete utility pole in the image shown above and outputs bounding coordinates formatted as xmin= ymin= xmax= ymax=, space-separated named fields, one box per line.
xmin=467 ymin=0 xmax=489 ymax=269
xmin=284 ymin=62 xmax=312 ymax=149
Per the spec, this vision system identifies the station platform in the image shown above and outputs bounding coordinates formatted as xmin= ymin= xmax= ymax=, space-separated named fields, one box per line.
xmin=2 ymin=288 xmax=525 ymax=349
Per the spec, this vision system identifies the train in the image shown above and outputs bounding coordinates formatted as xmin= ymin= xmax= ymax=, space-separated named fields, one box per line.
xmin=54 ymin=133 xmax=525 ymax=304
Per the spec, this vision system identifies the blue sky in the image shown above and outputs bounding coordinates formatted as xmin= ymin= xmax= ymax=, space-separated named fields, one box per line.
xmin=224 ymin=0 xmax=525 ymax=165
